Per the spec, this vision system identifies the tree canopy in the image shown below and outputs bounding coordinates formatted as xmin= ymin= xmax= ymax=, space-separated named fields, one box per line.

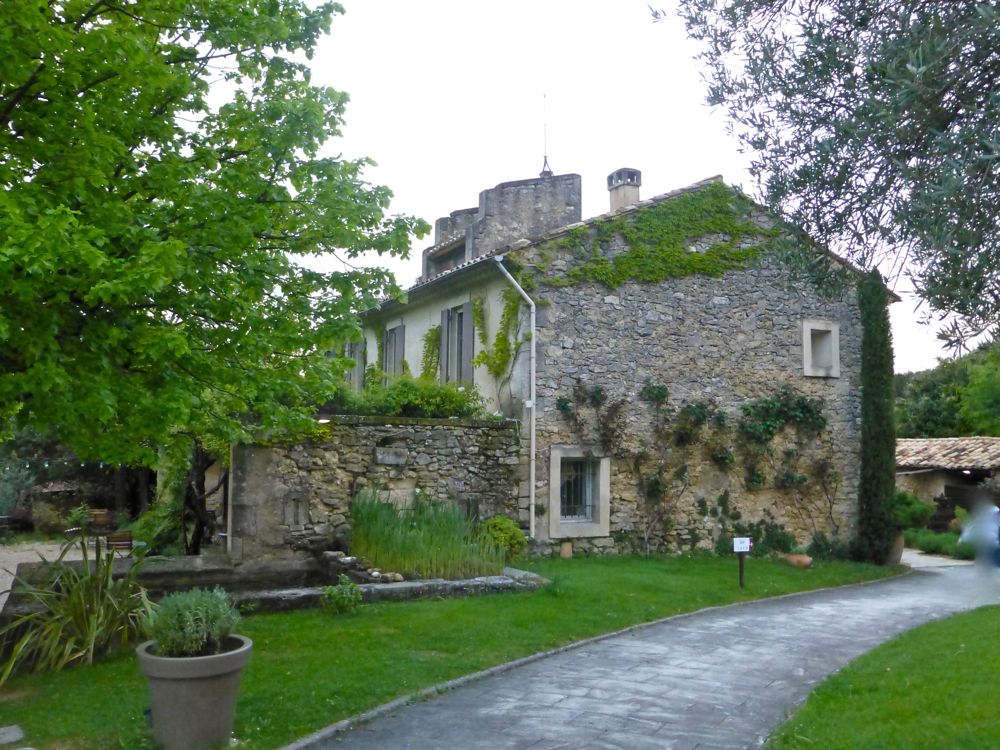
xmin=673 ymin=0 xmax=1000 ymax=347
xmin=895 ymin=343 xmax=1000 ymax=438
xmin=0 ymin=1 xmax=427 ymax=466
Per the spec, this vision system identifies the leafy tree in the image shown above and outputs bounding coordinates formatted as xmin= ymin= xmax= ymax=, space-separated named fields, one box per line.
xmin=962 ymin=349 xmax=1000 ymax=436
xmin=1 ymin=1 xmax=426 ymax=549
xmin=894 ymin=343 xmax=1000 ymax=438
xmin=672 ymin=1 xmax=1000 ymax=347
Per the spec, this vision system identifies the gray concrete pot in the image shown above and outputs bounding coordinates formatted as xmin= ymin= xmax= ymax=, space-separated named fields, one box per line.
xmin=136 ymin=635 xmax=252 ymax=750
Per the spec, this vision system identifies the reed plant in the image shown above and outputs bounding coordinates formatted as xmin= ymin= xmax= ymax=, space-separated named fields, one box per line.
xmin=350 ymin=490 xmax=504 ymax=579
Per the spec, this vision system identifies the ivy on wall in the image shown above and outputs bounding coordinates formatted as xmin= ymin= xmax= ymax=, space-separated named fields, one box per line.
xmin=555 ymin=378 xmax=836 ymax=554
xmin=531 ymin=181 xmax=779 ymax=288
xmin=471 ymin=289 xmax=528 ymax=384
xmin=420 ymin=325 xmax=441 ymax=381
xmin=855 ymin=270 xmax=897 ymax=563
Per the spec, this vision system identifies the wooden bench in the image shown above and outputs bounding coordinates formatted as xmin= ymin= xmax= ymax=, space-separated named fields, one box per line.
xmin=87 ymin=509 xmax=114 ymax=535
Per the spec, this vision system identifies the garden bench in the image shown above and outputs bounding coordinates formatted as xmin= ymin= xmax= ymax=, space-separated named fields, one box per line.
xmin=105 ymin=530 xmax=136 ymax=556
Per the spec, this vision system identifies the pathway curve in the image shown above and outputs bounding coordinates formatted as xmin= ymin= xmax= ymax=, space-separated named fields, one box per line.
xmin=290 ymin=562 xmax=1000 ymax=750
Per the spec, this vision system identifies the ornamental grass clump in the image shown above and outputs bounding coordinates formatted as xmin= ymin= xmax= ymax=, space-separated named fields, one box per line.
xmin=0 ymin=535 xmax=153 ymax=685
xmin=351 ymin=490 xmax=504 ymax=579
xmin=150 ymin=587 xmax=240 ymax=657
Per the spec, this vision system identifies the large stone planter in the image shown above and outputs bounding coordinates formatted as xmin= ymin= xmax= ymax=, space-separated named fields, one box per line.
xmin=136 ymin=635 xmax=252 ymax=750
xmin=886 ymin=531 xmax=905 ymax=565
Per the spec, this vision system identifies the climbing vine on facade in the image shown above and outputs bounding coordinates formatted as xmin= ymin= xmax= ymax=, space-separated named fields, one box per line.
xmin=420 ymin=325 xmax=441 ymax=381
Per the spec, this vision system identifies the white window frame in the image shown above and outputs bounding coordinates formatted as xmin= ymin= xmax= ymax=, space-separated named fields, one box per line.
xmin=548 ymin=446 xmax=611 ymax=539
xmin=802 ymin=319 xmax=840 ymax=378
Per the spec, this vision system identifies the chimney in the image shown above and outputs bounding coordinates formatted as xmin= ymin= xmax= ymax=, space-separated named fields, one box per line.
xmin=607 ymin=168 xmax=641 ymax=211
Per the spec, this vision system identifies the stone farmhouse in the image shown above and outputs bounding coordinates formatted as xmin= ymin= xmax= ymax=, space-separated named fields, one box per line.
xmin=339 ymin=167 xmax=873 ymax=555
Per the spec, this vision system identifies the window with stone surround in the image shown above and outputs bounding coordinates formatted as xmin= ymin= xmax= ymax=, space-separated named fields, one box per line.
xmin=548 ymin=446 xmax=610 ymax=539
xmin=802 ymin=319 xmax=840 ymax=378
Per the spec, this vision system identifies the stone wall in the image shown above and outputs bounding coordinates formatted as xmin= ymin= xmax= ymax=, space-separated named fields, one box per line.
xmin=521 ymin=231 xmax=864 ymax=554
xmin=228 ymin=416 xmax=523 ymax=561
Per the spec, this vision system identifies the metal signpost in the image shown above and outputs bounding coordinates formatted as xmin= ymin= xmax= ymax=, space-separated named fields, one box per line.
xmin=733 ymin=537 xmax=753 ymax=588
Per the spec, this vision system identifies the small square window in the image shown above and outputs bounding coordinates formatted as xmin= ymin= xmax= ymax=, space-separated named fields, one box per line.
xmin=802 ymin=319 xmax=840 ymax=378
xmin=548 ymin=446 xmax=610 ymax=539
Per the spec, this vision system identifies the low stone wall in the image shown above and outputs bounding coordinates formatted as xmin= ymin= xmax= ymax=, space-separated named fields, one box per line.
xmin=228 ymin=415 xmax=524 ymax=561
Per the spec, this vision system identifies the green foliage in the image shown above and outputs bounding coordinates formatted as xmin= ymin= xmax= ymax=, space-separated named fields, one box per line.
xmin=0 ymin=0 xmax=428 ymax=468
xmin=541 ymin=181 xmax=776 ymax=288
xmin=28 ymin=500 xmax=66 ymax=534
xmin=948 ymin=506 xmax=969 ymax=535
xmin=904 ymin=528 xmax=976 ymax=561
xmin=0 ymin=536 xmax=153 ymax=684
xmin=854 ymin=271 xmax=897 ymax=563
xmin=420 ymin=326 xmax=442 ymax=381
xmin=678 ymin=0 xmax=1000 ymax=346
xmin=895 ymin=356 xmax=975 ymax=438
xmin=480 ymin=515 xmax=527 ymax=561
xmin=350 ymin=491 xmax=504 ymax=579
xmin=744 ymin=465 xmax=766 ymax=491
xmin=0 ymin=461 xmax=33 ymax=516
xmin=892 ymin=490 xmax=935 ymax=530
xmin=639 ymin=380 xmax=669 ymax=406
xmin=673 ymin=401 xmax=713 ymax=446
xmin=150 ymin=587 xmax=240 ymax=658
xmin=321 ymin=575 xmax=363 ymax=616
xmin=807 ymin=532 xmax=852 ymax=561
xmin=129 ymin=496 xmax=182 ymax=557
xmin=471 ymin=289 xmax=526 ymax=382
xmin=67 ymin=503 xmax=90 ymax=529
xmin=707 ymin=442 xmax=735 ymax=470
xmin=555 ymin=397 xmax=575 ymax=421
xmin=738 ymin=389 xmax=827 ymax=445
xmin=962 ymin=347 xmax=1000 ymax=435
xmin=323 ymin=376 xmax=489 ymax=421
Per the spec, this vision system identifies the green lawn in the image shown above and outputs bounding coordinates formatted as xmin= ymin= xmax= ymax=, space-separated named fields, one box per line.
xmin=767 ymin=605 xmax=1000 ymax=749
xmin=0 ymin=554 xmax=898 ymax=750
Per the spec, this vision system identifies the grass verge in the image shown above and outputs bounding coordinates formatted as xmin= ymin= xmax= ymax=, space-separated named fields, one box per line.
xmin=767 ymin=605 xmax=1000 ymax=749
xmin=0 ymin=554 xmax=899 ymax=749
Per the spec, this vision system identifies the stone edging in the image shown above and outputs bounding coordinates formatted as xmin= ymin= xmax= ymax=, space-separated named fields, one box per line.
xmin=278 ymin=566 xmax=913 ymax=750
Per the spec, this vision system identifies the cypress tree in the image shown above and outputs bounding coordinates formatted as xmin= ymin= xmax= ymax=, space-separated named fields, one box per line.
xmin=855 ymin=270 xmax=897 ymax=563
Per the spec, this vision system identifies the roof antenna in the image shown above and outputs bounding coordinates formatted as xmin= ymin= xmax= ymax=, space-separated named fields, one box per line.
xmin=539 ymin=94 xmax=553 ymax=178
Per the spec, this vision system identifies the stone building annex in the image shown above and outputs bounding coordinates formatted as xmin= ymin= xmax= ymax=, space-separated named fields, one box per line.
xmin=230 ymin=166 xmax=888 ymax=559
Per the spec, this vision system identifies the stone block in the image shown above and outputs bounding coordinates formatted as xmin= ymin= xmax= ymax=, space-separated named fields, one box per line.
xmin=0 ymin=726 xmax=24 ymax=745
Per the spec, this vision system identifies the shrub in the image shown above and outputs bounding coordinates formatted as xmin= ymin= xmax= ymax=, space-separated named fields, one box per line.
xmin=351 ymin=490 xmax=504 ymax=579
xmin=808 ymin=532 xmax=852 ymax=561
xmin=29 ymin=500 xmax=66 ymax=534
xmin=150 ymin=587 xmax=240 ymax=657
xmin=892 ymin=490 xmax=935 ymax=529
xmin=325 ymin=376 xmax=489 ymax=420
xmin=481 ymin=515 xmax=527 ymax=561
xmin=948 ymin=506 xmax=969 ymax=534
xmin=0 ymin=536 xmax=153 ymax=684
xmin=321 ymin=574 xmax=363 ymax=615
xmin=904 ymin=528 xmax=976 ymax=560
xmin=129 ymin=496 xmax=182 ymax=556
xmin=67 ymin=503 xmax=90 ymax=528
xmin=0 ymin=462 xmax=34 ymax=517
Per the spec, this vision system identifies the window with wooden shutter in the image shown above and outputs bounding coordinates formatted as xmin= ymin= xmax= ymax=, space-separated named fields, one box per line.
xmin=383 ymin=324 xmax=405 ymax=378
xmin=346 ymin=340 xmax=366 ymax=391
xmin=441 ymin=302 xmax=474 ymax=384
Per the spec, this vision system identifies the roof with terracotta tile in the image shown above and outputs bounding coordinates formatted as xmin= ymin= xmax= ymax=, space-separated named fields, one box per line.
xmin=896 ymin=437 xmax=1000 ymax=471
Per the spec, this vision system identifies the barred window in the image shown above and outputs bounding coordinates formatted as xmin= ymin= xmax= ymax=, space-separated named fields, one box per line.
xmin=560 ymin=458 xmax=597 ymax=520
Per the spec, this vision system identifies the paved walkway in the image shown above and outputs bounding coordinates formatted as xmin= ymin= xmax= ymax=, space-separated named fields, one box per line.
xmin=0 ymin=541 xmax=81 ymax=610
xmin=292 ymin=563 xmax=1000 ymax=750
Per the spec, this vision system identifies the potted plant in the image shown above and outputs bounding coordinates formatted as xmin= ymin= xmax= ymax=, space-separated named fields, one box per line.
xmin=136 ymin=587 xmax=252 ymax=750
xmin=887 ymin=490 xmax=936 ymax=564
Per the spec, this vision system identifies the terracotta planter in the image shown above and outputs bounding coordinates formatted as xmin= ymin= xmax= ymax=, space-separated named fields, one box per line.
xmin=784 ymin=553 xmax=813 ymax=569
xmin=136 ymin=635 xmax=252 ymax=750
xmin=885 ymin=531 xmax=905 ymax=565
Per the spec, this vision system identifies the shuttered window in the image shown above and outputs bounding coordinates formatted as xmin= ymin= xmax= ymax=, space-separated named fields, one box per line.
xmin=346 ymin=340 xmax=366 ymax=391
xmin=440 ymin=302 xmax=474 ymax=384
xmin=383 ymin=325 xmax=405 ymax=378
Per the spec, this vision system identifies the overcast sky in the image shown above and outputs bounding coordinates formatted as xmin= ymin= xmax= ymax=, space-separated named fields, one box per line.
xmin=305 ymin=0 xmax=950 ymax=374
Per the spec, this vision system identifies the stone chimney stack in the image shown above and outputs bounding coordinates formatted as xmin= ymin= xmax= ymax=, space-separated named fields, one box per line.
xmin=607 ymin=168 xmax=642 ymax=211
